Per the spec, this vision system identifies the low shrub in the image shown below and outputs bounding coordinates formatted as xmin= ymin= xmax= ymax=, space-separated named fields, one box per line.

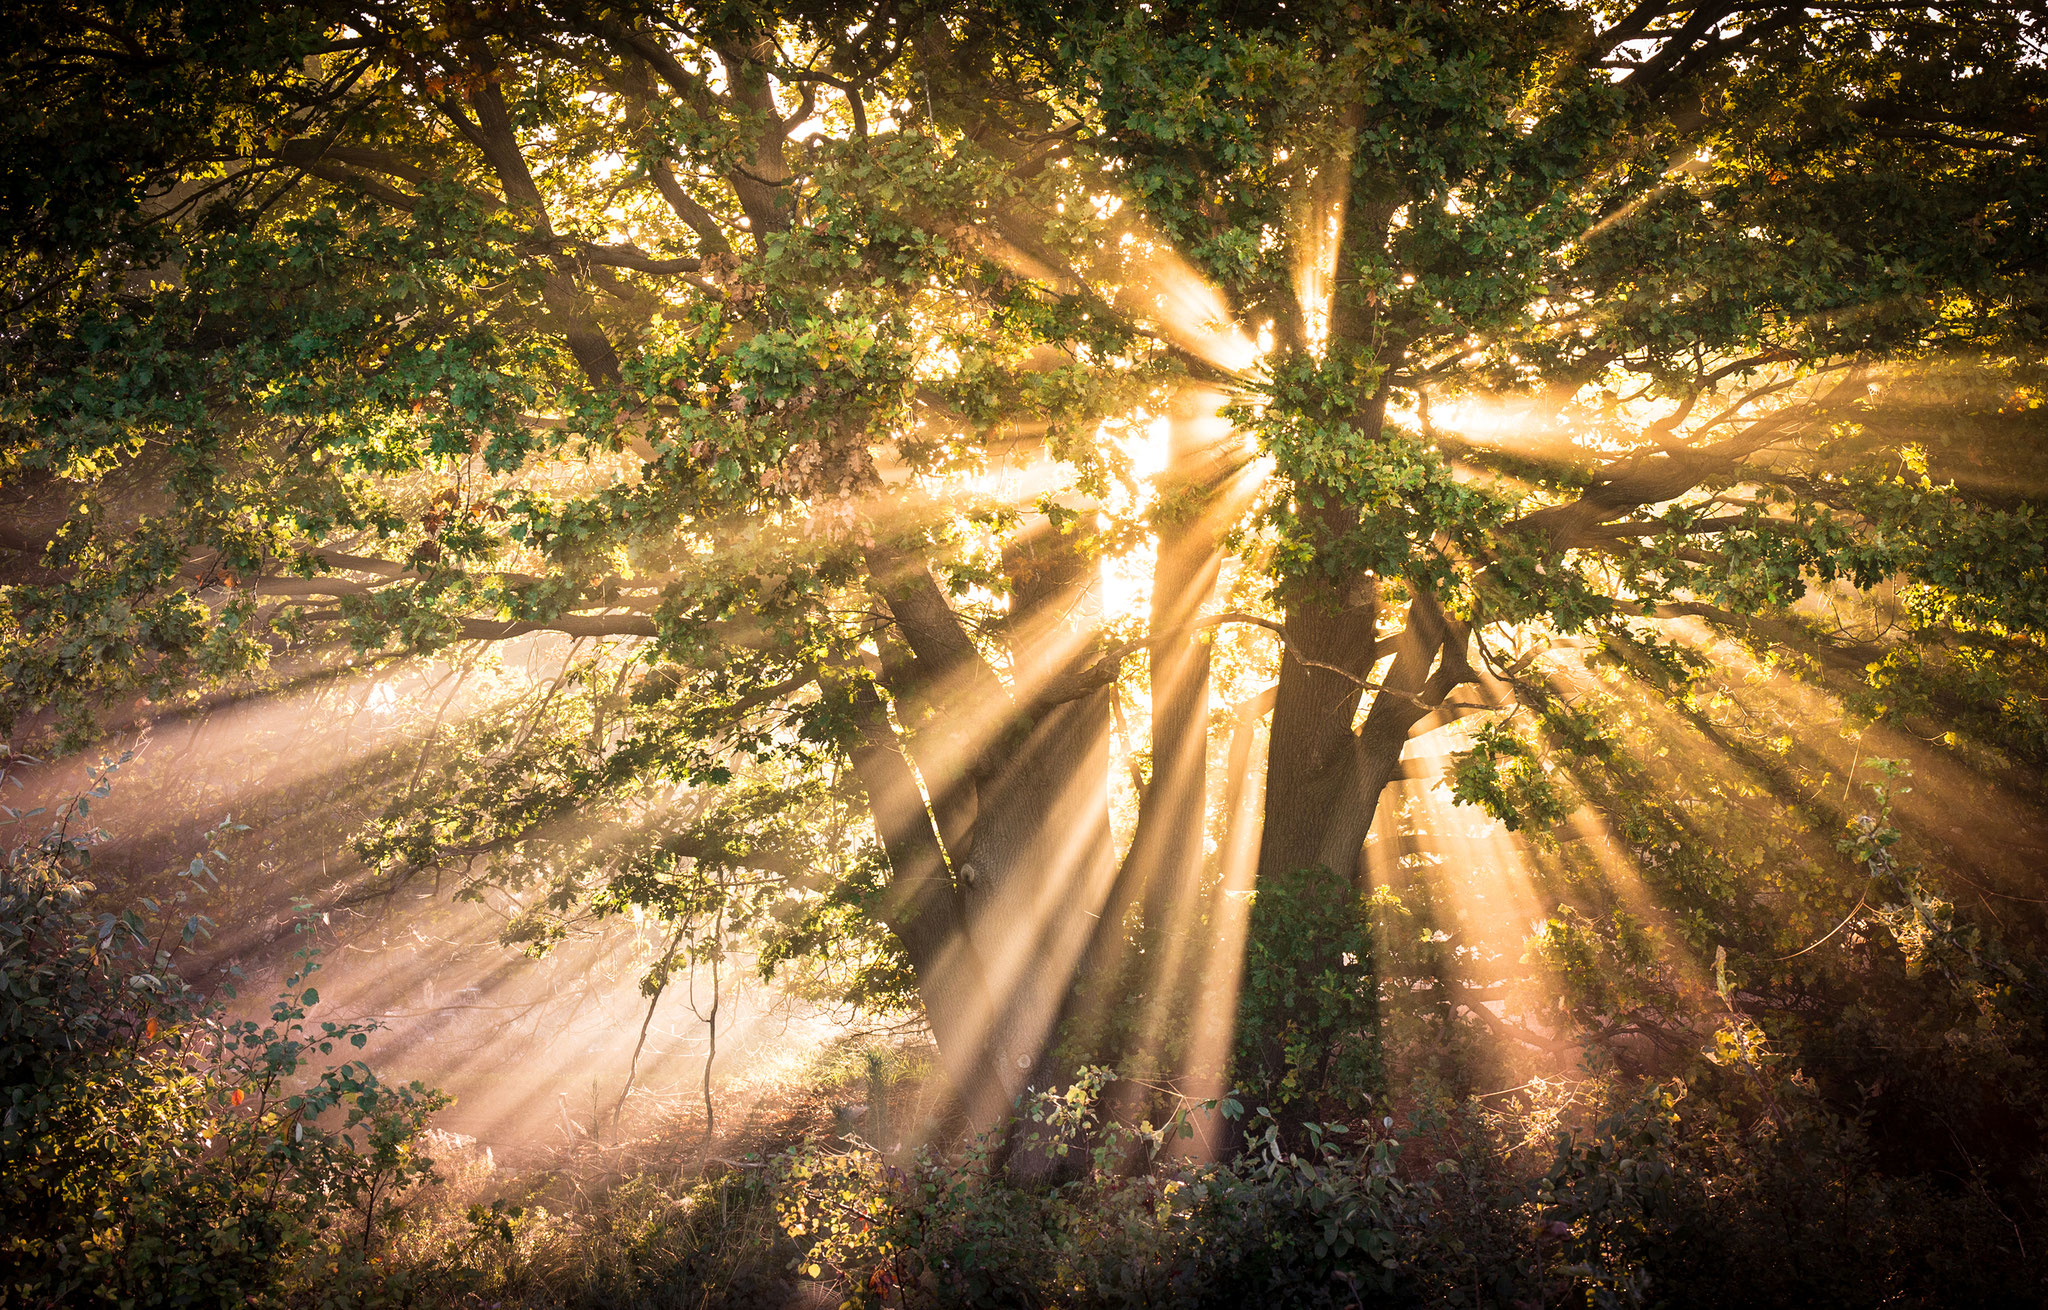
xmin=390 ymin=1163 xmax=798 ymax=1310
xmin=776 ymin=1068 xmax=2042 ymax=1309
xmin=776 ymin=1067 xmax=1658 ymax=1309
xmin=0 ymin=756 xmax=447 ymax=1308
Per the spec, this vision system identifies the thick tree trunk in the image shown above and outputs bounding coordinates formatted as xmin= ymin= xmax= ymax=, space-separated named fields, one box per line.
xmin=838 ymin=677 xmax=1004 ymax=1103
xmin=1242 ymin=573 xmax=1476 ymax=1126
xmin=855 ymin=519 xmax=1115 ymax=1124
xmin=1254 ymin=580 xmax=1381 ymax=887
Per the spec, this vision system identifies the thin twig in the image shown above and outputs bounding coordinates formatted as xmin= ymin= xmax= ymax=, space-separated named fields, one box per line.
xmin=613 ymin=923 xmax=688 ymax=1130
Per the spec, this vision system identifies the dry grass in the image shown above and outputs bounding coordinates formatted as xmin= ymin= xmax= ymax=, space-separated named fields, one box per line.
xmin=378 ymin=1035 xmax=947 ymax=1308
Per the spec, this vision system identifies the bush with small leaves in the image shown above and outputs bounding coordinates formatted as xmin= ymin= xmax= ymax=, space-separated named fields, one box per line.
xmin=0 ymin=755 xmax=448 ymax=1308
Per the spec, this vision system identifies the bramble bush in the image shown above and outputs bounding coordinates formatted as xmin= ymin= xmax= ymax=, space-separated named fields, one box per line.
xmin=776 ymin=1065 xmax=1699 ymax=1309
xmin=0 ymin=754 xmax=449 ymax=1308
xmin=775 ymin=1063 xmax=2042 ymax=1309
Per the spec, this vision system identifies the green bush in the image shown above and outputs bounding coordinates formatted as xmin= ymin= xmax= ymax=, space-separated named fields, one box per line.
xmin=777 ymin=1068 xmax=2041 ymax=1309
xmin=1 ymin=756 xmax=448 ymax=1308
xmin=775 ymin=1071 xmax=1688 ymax=1309
xmin=1236 ymin=866 xmax=1385 ymax=1132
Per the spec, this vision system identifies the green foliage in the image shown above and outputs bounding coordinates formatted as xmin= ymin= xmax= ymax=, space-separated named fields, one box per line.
xmin=0 ymin=758 xmax=448 ymax=1307
xmin=1449 ymin=720 xmax=1574 ymax=835
xmin=775 ymin=1061 xmax=2042 ymax=1307
xmin=3 ymin=7 xmax=2048 ymax=1303
xmin=777 ymin=1070 xmax=1869 ymax=1309
xmin=779 ymin=1074 xmax=1431 ymax=1309
xmin=347 ymin=654 xmax=918 ymax=1015
xmin=1237 ymin=867 xmax=1384 ymax=1125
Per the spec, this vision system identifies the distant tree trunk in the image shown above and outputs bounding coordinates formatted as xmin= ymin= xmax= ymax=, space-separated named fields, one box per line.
xmin=960 ymin=687 xmax=1115 ymax=1118
xmin=1120 ymin=386 xmax=1230 ymax=949
xmin=963 ymin=518 xmax=1116 ymax=1117
xmin=850 ymin=519 xmax=1117 ymax=1125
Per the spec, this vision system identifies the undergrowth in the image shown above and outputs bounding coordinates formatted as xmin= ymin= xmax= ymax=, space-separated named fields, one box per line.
xmin=9 ymin=758 xmax=2044 ymax=1309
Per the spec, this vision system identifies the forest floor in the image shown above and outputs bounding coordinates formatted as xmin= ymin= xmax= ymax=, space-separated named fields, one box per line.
xmin=384 ymin=1033 xmax=953 ymax=1308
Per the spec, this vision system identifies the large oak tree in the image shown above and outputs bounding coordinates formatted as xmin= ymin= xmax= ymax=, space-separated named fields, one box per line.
xmin=5 ymin=0 xmax=2046 ymax=1119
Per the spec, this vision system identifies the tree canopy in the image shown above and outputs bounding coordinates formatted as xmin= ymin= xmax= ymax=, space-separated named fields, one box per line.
xmin=5 ymin=0 xmax=2048 ymax=1145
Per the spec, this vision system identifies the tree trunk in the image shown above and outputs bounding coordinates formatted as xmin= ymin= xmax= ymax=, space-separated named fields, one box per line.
xmin=960 ymin=688 xmax=1115 ymax=1117
xmin=1242 ymin=572 xmax=1476 ymax=1125
xmin=1254 ymin=579 xmax=1381 ymax=888
xmin=1070 ymin=386 xmax=1233 ymax=1066
xmin=839 ymin=677 xmax=1001 ymax=1103
xmin=959 ymin=518 xmax=1116 ymax=1118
